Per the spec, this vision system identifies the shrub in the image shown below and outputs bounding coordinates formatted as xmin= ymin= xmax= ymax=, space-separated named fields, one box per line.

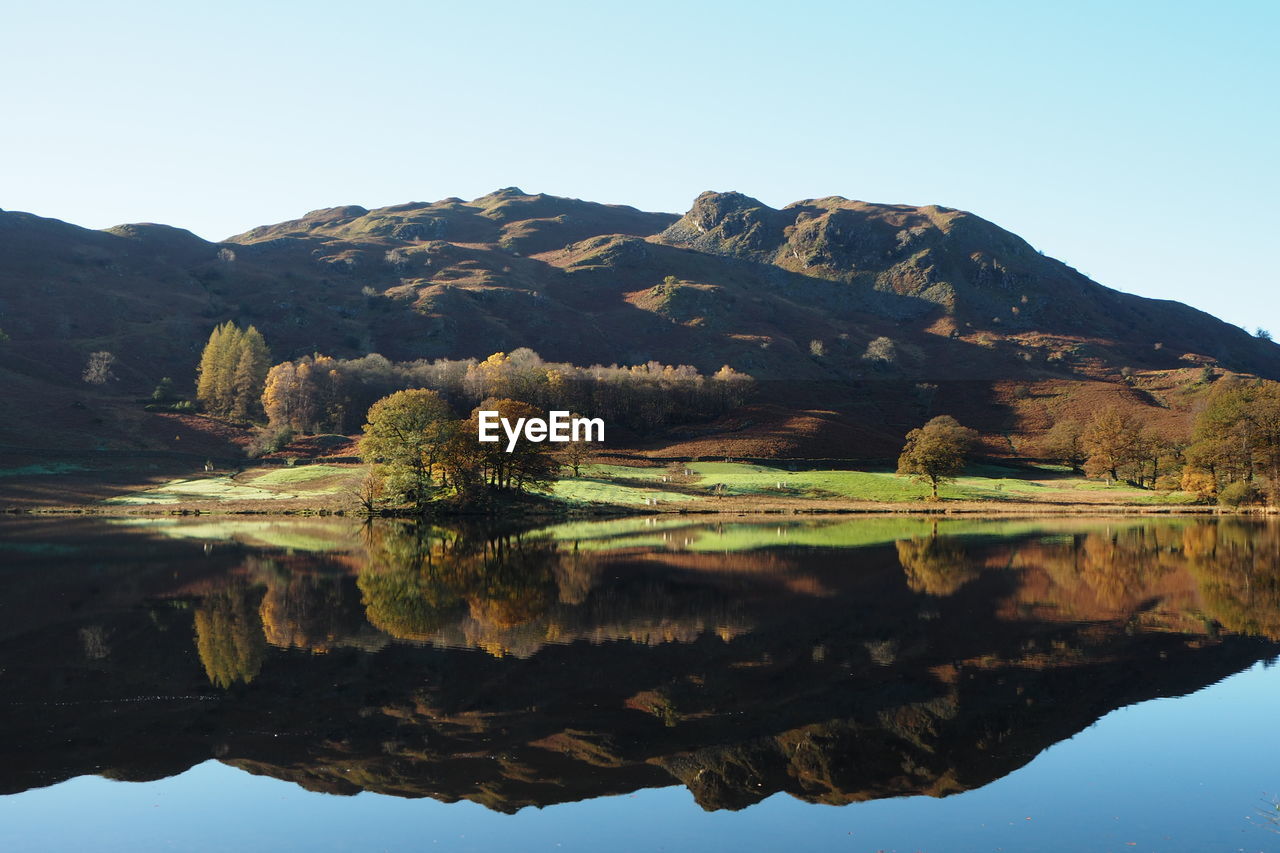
xmin=144 ymin=400 xmax=196 ymax=413
xmin=1181 ymin=468 xmax=1218 ymax=502
xmin=248 ymin=426 xmax=295 ymax=458
xmin=863 ymin=336 xmax=898 ymax=363
xmin=152 ymin=377 xmax=175 ymax=402
xmin=1217 ymin=480 xmax=1260 ymax=507
xmin=82 ymin=351 xmax=116 ymax=385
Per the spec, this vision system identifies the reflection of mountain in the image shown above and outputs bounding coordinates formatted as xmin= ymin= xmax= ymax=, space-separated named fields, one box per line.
xmin=0 ymin=517 xmax=1277 ymax=812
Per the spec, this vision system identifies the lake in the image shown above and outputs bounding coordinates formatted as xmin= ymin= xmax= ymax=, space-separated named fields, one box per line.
xmin=1 ymin=515 xmax=1278 ymax=852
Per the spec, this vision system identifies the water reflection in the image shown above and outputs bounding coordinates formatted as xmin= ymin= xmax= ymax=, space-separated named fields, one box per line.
xmin=0 ymin=516 xmax=1277 ymax=812
xmin=193 ymin=580 xmax=266 ymax=688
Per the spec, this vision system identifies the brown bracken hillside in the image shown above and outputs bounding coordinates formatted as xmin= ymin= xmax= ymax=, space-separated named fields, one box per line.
xmin=1 ymin=188 xmax=1276 ymax=458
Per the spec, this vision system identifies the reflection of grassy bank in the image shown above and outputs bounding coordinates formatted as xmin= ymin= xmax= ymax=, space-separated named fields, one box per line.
xmin=109 ymin=517 xmax=362 ymax=552
xmin=544 ymin=515 xmax=1195 ymax=553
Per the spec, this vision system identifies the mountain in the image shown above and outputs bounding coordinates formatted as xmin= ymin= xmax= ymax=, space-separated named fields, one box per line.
xmin=1 ymin=188 xmax=1277 ymax=457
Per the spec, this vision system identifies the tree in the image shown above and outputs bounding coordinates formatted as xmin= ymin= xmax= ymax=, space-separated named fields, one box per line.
xmin=1127 ymin=429 xmax=1181 ymax=489
xmin=82 ymin=351 xmax=116 ymax=385
xmin=1252 ymin=382 xmax=1280 ymax=502
xmin=559 ymin=432 xmax=593 ymax=477
xmin=151 ymin=376 xmax=175 ymax=402
xmin=359 ymin=389 xmax=455 ymax=514
xmin=262 ymin=360 xmax=303 ymax=430
xmin=1042 ymin=419 xmax=1086 ymax=471
xmin=897 ymin=415 xmax=978 ymax=500
xmin=230 ymin=331 xmax=270 ymax=419
xmin=196 ymin=322 xmax=270 ymax=418
xmin=196 ymin=322 xmax=233 ymax=411
xmin=1180 ymin=467 xmax=1218 ymax=502
xmin=1082 ymin=407 xmax=1141 ymax=484
xmin=347 ymin=468 xmax=386 ymax=514
xmin=863 ymin=336 xmax=898 ymax=364
xmin=466 ymin=398 xmax=559 ymax=493
xmin=1185 ymin=379 xmax=1255 ymax=487
xmin=1183 ymin=378 xmax=1280 ymax=503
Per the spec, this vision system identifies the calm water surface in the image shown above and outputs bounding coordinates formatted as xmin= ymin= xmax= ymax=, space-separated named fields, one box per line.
xmin=1 ymin=515 xmax=1278 ymax=852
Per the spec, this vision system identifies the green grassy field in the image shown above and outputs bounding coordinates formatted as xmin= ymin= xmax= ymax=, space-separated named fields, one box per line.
xmin=248 ymin=465 xmax=352 ymax=486
xmin=546 ymin=464 xmax=699 ymax=506
xmin=683 ymin=461 xmax=1193 ymax=504
xmin=103 ymin=476 xmax=297 ymax=505
xmin=103 ymin=464 xmax=359 ymax=505
xmin=90 ymin=458 xmax=1200 ymax=513
xmin=547 ymin=461 xmax=1199 ymax=508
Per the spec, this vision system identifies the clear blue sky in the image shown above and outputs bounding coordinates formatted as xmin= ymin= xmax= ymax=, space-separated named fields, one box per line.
xmin=2 ymin=0 xmax=1276 ymax=335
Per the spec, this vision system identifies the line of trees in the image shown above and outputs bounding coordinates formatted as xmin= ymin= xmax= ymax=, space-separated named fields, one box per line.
xmin=1041 ymin=409 xmax=1180 ymax=489
xmin=1039 ymin=377 xmax=1280 ymax=505
xmin=1183 ymin=378 xmax=1280 ymax=504
xmin=261 ymin=348 xmax=753 ymax=436
xmin=896 ymin=378 xmax=1280 ymax=507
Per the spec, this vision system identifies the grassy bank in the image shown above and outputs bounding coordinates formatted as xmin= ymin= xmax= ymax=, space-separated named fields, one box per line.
xmin=544 ymin=461 xmax=1201 ymax=510
xmin=2 ymin=456 xmax=1238 ymax=517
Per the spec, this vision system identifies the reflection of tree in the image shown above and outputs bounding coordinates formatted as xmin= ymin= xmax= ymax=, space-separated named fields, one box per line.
xmin=357 ymin=524 xmax=558 ymax=642
xmin=354 ymin=523 xmax=749 ymax=657
xmin=358 ymin=526 xmax=466 ymax=640
xmin=981 ymin=522 xmax=1280 ymax=633
xmin=1183 ymin=522 xmax=1280 ymax=640
xmin=553 ymin=545 xmax=596 ymax=605
xmin=193 ymin=582 xmax=266 ymax=688
xmin=1075 ymin=529 xmax=1175 ymax=610
xmin=464 ymin=536 xmax=556 ymax=628
xmin=256 ymin=560 xmax=365 ymax=652
xmin=1016 ymin=527 xmax=1183 ymax=617
xmin=896 ymin=537 xmax=978 ymax=596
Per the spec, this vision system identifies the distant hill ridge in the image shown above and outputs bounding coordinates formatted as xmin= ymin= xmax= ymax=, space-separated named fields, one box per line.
xmin=1 ymin=188 xmax=1276 ymax=454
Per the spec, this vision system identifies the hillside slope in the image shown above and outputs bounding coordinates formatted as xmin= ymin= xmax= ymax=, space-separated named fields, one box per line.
xmin=1 ymin=188 xmax=1276 ymax=457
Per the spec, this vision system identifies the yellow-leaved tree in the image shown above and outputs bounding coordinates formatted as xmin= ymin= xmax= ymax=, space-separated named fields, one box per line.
xmin=196 ymin=322 xmax=270 ymax=418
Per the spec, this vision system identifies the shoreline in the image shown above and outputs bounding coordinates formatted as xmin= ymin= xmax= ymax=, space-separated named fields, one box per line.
xmin=4 ymin=455 xmax=1275 ymax=520
xmin=4 ymin=500 xmax=1274 ymax=519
